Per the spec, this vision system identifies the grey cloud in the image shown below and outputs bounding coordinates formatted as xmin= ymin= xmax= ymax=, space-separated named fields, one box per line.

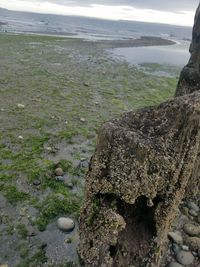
xmin=45 ymin=0 xmax=199 ymax=11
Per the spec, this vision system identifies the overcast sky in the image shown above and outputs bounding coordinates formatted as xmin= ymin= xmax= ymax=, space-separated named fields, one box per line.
xmin=0 ymin=0 xmax=199 ymax=26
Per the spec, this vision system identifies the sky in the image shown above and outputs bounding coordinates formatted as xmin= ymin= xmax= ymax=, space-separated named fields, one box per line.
xmin=0 ymin=0 xmax=199 ymax=26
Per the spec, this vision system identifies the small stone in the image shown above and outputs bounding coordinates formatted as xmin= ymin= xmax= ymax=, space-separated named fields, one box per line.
xmin=44 ymin=146 xmax=52 ymax=152
xmin=57 ymin=217 xmax=75 ymax=232
xmin=198 ymin=248 xmax=200 ymax=257
xmin=65 ymin=182 xmax=73 ymax=189
xmin=198 ymin=214 xmax=200 ymax=224
xmin=55 ymin=167 xmax=64 ymax=176
xmin=55 ymin=176 xmax=64 ymax=181
xmin=176 ymin=250 xmax=194 ymax=265
xmin=189 ymin=209 xmax=198 ymax=217
xmin=185 ymin=236 xmax=200 ymax=251
xmin=0 ymin=196 xmax=7 ymax=208
xmin=27 ymin=225 xmax=36 ymax=236
xmin=65 ymin=121 xmax=68 ymax=125
xmin=33 ymin=179 xmax=41 ymax=186
xmin=95 ymin=102 xmax=99 ymax=105
xmin=181 ymin=245 xmax=189 ymax=251
xmin=192 ymin=251 xmax=198 ymax=257
xmin=18 ymin=135 xmax=24 ymax=140
xmin=187 ymin=201 xmax=199 ymax=212
xmin=171 ymin=243 xmax=181 ymax=254
xmin=183 ymin=223 xmax=200 ymax=236
xmin=168 ymin=232 xmax=183 ymax=245
xmin=17 ymin=103 xmax=25 ymax=108
xmin=0 ymin=108 xmax=5 ymax=112
xmin=83 ymin=82 xmax=89 ymax=87
xmin=168 ymin=262 xmax=184 ymax=267
xmin=80 ymin=117 xmax=86 ymax=122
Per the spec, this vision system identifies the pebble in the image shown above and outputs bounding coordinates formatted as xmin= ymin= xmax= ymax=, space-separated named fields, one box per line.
xmin=65 ymin=182 xmax=73 ymax=189
xmin=33 ymin=179 xmax=41 ymax=186
xmin=17 ymin=103 xmax=25 ymax=108
xmin=18 ymin=135 xmax=24 ymax=140
xmin=80 ymin=117 xmax=86 ymax=122
xmin=55 ymin=167 xmax=64 ymax=176
xmin=27 ymin=225 xmax=36 ymax=236
xmin=183 ymin=223 xmax=200 ymax=236
xmin=189 ymin=209 xmax=198 ymax=217
xmin=185 ymin=236 xmax=200 ymax=251
xmin=176 ymin=250 xmax=194 ymax=265
xmin=57 ymin=217 xmax=75 ymax=232
xmin=44 ymin=146 xmax=52 ymax=152
xmin=168 ymin=232 xmax=183 ymax=245
xmin=55 ymin=176 xmax=64 ymax=182
xmin=187 ymin=201 xmax=199 ymax=212
xmin=198 ymin=214 xmax=200 ymax=224
xmin=181 ymin=245 xmax=189 ymax=251
xmin=171 ymin=243 xmax=181 ymax=254
xmin=168 ymin=262 xmax=184 ymax=267
xmin=0 ymin=196 xmax=7 ymax=209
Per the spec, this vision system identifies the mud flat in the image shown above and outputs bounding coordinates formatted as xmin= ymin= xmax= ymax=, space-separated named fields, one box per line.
xmin=0 ymin=33 xmax=178 ymax=266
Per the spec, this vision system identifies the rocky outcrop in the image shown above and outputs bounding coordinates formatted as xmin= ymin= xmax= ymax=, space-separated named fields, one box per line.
xmin=79 ymin=4 xmax=200 ymax=267
xmin=176 ymin=3 xmax=200 ymax=96
xmin=79 ymin=93 xmax=200 ymax=267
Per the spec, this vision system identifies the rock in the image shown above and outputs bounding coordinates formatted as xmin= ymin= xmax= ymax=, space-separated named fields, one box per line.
xmin=0 ymin=265 xmax=9 ymax=267
xmin=183 ymin=223 xmax=200 ymax=236
xmin=189 ymin=209 xmax=198 ymax=217
xmin=79 ymin=92 xmax=200 ymax=267
xmin=175 ymin=3 xmax=200 ymax=96
xmin=80 ymin=117 xmax=86 ymax=123
xmin=185 ymin=236 xmax=200 ymax=251
xmin=198 ymin=214 xmax=200 ymax=223
xmin=181 ymin=245 xmax=189 ymax=251
xmin=17 ymin=103 xmax=25 ymax=108
xmin=55 ymin=175 xmax=64 ymax=181
xmin=0 ymin=196 xmax=7 ymax=208
xmin=171 ymin=243 xmax=181 ymax=254
xmin=27 ymin=225 xmax=36 ymax=236
xmin=55 ymin=167 xmax=64 ymax=176
xmin=187 ymin=201 xmax=199 ymax=212
xmin=65 ymin=182 xmax=73 ymax=189
xmin=57 ymin=217 xmax=75 ymax=232
xmin=168 ymin=232 xmax=183 ymax=245
xmin=18 ymin=135 xmax=24 ymax=140
xmin=198 ymin=248 xmax=200 ymax=257
xmin=176 ymin=251 xmax=194 ymax=265
xmin=44 ymin=146 xmax=53 ymax=152
xmin=33 ymin=179 xmax=41 ymax=186
xmin=168 ymin=262 xmax=184 ymax=267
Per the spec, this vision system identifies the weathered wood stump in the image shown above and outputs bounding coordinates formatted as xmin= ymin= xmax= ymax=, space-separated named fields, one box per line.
xmin=79 ymin=93 xmax=200 ymax=267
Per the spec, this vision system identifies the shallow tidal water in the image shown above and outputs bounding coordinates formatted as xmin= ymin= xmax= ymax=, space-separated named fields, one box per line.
xmin=111 ymin=40 xmax=190 ymax=67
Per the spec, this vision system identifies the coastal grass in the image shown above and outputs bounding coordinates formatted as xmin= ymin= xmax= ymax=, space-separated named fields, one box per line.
xmin=0 ymin=32 xmax=178 ymax=265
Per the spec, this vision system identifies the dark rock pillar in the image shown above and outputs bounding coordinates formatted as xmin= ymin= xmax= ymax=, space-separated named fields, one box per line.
xmin=176 ymin=4 xmax=200 ymax=96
